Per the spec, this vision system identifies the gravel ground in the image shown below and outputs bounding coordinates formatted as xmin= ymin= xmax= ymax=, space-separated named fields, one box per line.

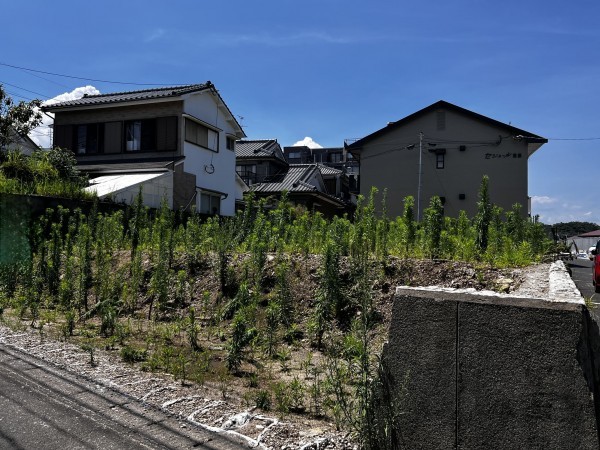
xmin=0 ymin=262 xmax=555 ymax=449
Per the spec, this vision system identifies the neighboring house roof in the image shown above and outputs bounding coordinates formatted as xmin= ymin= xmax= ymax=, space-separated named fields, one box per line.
xmin=312 ymin=163 xmax=343 ymax=177
xmin=42 ymin=82 xmax=245 ymax=138
xmin=235 ymin=139 xmax=287 ymax=164
xmin=43 ymin=84 xmax=212 ymax=109
xmin=250 ymin=164 xmax=345 ymax=207
xmin=578 ymin=230 xmax=600 ymax=238
xmin=1 ymin=128 xmax=40 ymax=155
xmin=346 ymin=100 xmax=548 ymax=150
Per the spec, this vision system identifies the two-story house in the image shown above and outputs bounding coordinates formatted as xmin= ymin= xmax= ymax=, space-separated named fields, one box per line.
xmin=346 ymin=100 xmax=547 ymax=219
xmin=235 ymin=139 xmax=288 ymax=186
xmin=43 ymin=82 xmax=246 ymax=215
xmin=284 ymin=145 xmax=359 ymax=194
xmin=249 ymin=163 xmax=347 ymax=217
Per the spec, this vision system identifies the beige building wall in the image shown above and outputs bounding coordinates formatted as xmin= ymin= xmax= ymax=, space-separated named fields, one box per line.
xmin=358 ymin=107 xmax=535 ymax=219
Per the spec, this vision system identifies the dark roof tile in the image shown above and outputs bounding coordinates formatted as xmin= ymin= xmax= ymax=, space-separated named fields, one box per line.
xmin=43 ymin=83 xmax=212 ymax=110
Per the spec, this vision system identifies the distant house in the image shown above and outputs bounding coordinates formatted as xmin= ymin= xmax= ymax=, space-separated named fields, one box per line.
xmin=249 ymin=163 xmax=347 ymax=217
xmin=42 ymin=82 xmax=246 ymax=214
xmin=568 ymin=230 xmax=600 ymax=254
xmin=235 ymin=139 xmax=288 ymax=186
xmin=1 ymin=127 xmax=40 ymax=155
xmin=346 ymin=100 xmax=547 ymax=219
xmin=284 ymin=145 xmax=359 ymax=194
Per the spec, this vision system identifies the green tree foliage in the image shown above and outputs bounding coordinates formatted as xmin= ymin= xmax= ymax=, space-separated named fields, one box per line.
xmin=423 ymin=196 xmax=444 ymax=259
xmin=0 ymin=85 xmax=42 ymax=150
xmin=550 ymin=221 xmax=600 ymax=239
xmin=474 ymin=175 xmax=492 ymax=254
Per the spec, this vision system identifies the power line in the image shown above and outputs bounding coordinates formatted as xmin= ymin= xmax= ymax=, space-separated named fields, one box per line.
xmin=0 ymin=80 xmax=50 ymax=99
xmin=0 ymin=61 xmax=182 ymax=86
xmin=548 ymin=137 xmax=600 ymax=141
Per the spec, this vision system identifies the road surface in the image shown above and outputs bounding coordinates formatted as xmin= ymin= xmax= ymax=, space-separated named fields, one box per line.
xmin=567 ymin=258 xmax=597 ymax=301
xmin=0 ymin=345 xmax=245 ymax=449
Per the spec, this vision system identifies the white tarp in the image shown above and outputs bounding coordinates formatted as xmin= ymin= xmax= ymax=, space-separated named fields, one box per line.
xmin=85 ymin=172 xmax=173 ymax=209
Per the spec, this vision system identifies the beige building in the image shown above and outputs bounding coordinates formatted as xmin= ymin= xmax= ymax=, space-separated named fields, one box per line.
xmin=346 ymin=100 xmax=547 ymax=219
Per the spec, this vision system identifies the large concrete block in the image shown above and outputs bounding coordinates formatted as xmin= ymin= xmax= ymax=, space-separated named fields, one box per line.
xmin=385 ymin=295 xmax=457 ymax=448
xmin=385 ymin=282 xmax=600 ymax=449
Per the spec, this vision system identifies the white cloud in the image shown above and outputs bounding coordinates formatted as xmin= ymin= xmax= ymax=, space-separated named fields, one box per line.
xmin=145 ymin=28 xmax=166 ymax=43
xmin=29 ymin=86 xmax=100 ymax=148
xmin=41 ymin=85 xmax=100 ymax=107
xmin=531 ymin=195 xmax=556 ymax=205
xmin=292 ymin=136 xmax=323 ymax=149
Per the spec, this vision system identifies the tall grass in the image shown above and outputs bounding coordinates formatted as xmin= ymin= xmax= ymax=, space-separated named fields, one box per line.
xmin=0 ymin=177 xmax=553 ymax=445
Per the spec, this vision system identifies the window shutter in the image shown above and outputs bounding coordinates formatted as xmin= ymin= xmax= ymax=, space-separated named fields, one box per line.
xmin=104 ymin=122 xmax=122 ymax=154
xmin=157 ymin=117 xmax=177 ymax=151
xmin=53 ymin=124 xmax=73 ymax=150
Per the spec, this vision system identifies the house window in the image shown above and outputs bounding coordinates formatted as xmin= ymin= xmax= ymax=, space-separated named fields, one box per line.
xmin=329 ymin=152 xmax=342 ymax=163
xmin=200 ymin=192 xmax=221 ymax=215
xmin=436 ymin=153 xmax=445 ymax=169
xmin=125 ymin=121 xmax=141 ymax=151
xmin=236 ymin=164 xmax=256 ymax=185
xmin=185 ymin=118 xmax=218 ymax=152
xmin=125 ymin=119 xmax=156 ymax=152
xmin=226 ymin=136 xmax=236 ymax=151
xmin=75 ymin=123 xmax=103 ymax=154
xmin=287 ymin=151 xmax=301 ymax=161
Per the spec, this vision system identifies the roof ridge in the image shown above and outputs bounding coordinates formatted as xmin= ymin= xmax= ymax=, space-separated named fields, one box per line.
xmin=80 ymin=83 xmax=210 ymax=99
xmin=238 ymin=139 xmax=277 ymax=143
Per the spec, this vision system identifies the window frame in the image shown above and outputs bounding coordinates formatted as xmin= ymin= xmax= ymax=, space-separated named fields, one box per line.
xmin=125 ymin=120 xmax=142 ymax=152
xmin=75 ymin=123 xmax=103 ymax=154
xmin=226 ymin=136 xmax=236 ymax=151
xmin=185 ymin=117 xmax=220 ymax=152
xmin=436 ymin=153 xmax=445 ymax=169
xmin=200 ymin=191 xmax=221 ymax=215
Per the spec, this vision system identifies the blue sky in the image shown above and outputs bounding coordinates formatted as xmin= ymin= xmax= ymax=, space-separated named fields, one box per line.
xmin=3 ymin=0 xmax=599 ymax=225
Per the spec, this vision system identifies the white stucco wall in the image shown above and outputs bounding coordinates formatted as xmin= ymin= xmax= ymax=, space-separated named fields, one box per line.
xmin=182 ymin=92 xmax=239 ymax=216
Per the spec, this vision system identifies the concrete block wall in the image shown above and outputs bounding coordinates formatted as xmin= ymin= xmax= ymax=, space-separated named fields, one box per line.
xmin=384 ymin=270 xmax=600 ymax=449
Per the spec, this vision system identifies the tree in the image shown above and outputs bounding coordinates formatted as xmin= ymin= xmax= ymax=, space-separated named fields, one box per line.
xmin=0 ymin=85 xmax=42 ymax=150
xmin=474 ymin=175 xmax=492 ymax=253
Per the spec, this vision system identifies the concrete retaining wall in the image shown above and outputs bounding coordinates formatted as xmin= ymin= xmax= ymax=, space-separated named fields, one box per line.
xmin=384 ymin=266 xmax=600 ymax=449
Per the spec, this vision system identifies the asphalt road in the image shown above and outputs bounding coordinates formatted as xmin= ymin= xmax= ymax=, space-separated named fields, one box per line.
xmin=567 ymin=258 xmax=597 ymax=301
xmin=0 ymin=345 xmax=245 ymax=450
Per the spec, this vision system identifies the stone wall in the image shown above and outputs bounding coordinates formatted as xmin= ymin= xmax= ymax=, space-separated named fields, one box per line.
xmin=384 ymin=271 xmax=600 ymax=449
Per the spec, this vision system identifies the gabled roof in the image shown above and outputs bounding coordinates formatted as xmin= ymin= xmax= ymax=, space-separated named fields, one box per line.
xmin=250 ymin=164 xmax=345 ymax=207
xmin=251 ymin=164 xmax=321 ymax=194
xmin=314 ymin=164 xmax=343 ymax=176
xmin=42 ymin=82 xmax=246 ymax=138
xmin=578 ymin=230 xmax=600 ymax=238
xmin=347 ymin=100 xmax=548 ymax=150
xmin=43 ymin=83 xmax=213 ymax=110
xmin=235 ymin=139 xmax=287 ymax=164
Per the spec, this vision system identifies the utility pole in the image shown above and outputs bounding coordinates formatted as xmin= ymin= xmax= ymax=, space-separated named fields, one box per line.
xmin=417 ymin=132 xmax=423 ymax=221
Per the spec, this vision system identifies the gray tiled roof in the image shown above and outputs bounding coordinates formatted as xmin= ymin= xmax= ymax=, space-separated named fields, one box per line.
xmin=313 ymin=164 xmax=343 ymax=176
xmin=251 ymin=165 xmax=318 ymax=193
xmin=43 ymin=83 xmax=213 ymax=110
xmin=235 ymin=139 xmax=287 ymax=163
